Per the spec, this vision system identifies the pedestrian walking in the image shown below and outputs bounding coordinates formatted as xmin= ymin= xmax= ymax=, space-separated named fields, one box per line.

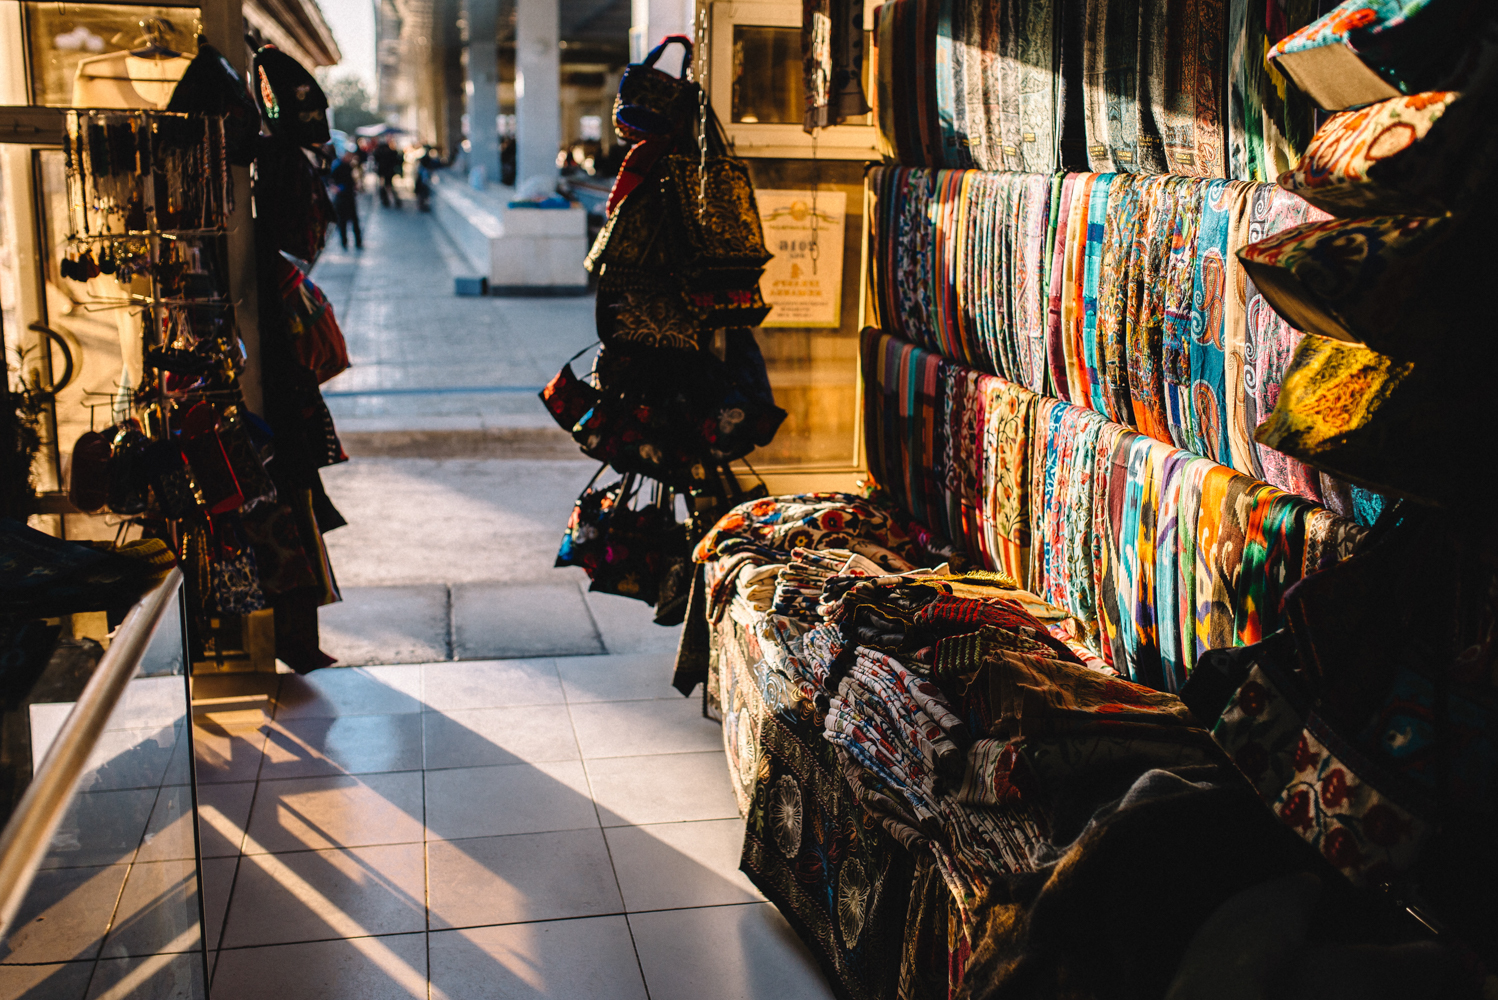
xmin=331 ymin=151 xmax=362 ymax=249
xmin=373 ymin=137 xmax=403 ymax=208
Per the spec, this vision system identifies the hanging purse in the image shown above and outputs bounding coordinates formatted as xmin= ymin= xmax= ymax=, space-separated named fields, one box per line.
xmin=243 ymin=500 xmax=317 ymax=596
xmin=614 ymin=35 xmax=698 ymax=141
xmin=181 ymin=401 xmax=245 ymax=516
xmin=556 ymin=467 xmax=628 ymax=574
xmin=107 ymin=421 xmax=153 ymax=515
xmin=275 ymin=255 xmax=351 ymax=383
xmin=540 ymin=344 xmax=602 ymax=431
xmin=208 ymin=514 xmax=268 ymax=614
xmin=144 ymin=438 xmax=204 ymax=518
xmin=588 ymin=479 xmax=683 ymax=606
xmin=69 ymin=430 xmax=112 ymax=513
xmin=219 ymin=406 xmax=277 ymax=510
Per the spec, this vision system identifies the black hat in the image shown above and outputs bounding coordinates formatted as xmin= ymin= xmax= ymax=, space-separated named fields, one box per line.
xmin=252 ymin=44 xmax=330 ymax=148
xmin=167 ymin=40 xmax=261 ymax=165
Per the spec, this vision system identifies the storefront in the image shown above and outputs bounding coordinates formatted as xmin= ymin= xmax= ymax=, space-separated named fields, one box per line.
xmin=581 ymin=0 xmax=1497 ymax=996
xmin=3 ymin=0 xmax=1496 ymax=994
xmin=0 ymin=1 xmax=346 ymax=989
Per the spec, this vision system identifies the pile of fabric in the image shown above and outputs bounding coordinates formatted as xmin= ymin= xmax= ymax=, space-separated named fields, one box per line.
xmin=686 ymin=490 xmax=1464 ymax=999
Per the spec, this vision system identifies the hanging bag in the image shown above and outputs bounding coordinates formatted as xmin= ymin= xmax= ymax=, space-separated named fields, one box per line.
xmin=588 ymin=478 xmax=683 ymax=606
xmin=614 ymin=35 xmax=698 ymax=141
xmin=556 ymin=466 xmax=629 ymax=574
xmin=540 ymin=343 xmax=602 ymax=431
xmin=274 ymin=254 xmax=351 ymax=382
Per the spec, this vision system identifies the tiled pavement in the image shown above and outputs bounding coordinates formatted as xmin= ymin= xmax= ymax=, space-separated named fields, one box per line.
xmin=310 ymin=191 xmax=596 ymax=430
xmin=184 ymin=655 xmax=835 ymax=999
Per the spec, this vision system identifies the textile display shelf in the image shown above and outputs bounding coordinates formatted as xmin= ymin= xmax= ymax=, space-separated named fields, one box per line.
xmin=672 ymin=1 xmax=1498 ymax=996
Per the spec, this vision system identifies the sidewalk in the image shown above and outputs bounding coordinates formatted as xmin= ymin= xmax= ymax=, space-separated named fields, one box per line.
xmin=311 ymin=192 xmax=596 ymax=434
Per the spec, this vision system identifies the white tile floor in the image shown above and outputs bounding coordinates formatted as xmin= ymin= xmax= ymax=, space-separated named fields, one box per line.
xmin=189 ymin=655 xmax=837 ymax=1000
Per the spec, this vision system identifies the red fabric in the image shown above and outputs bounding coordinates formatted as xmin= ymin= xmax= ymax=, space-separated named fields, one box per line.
xmin=605 ymin=136 xmax=670 ymax=216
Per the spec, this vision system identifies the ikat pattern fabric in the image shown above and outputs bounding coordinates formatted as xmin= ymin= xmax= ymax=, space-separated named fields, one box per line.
xmin=1267 ymin=0 xmax=1492 ymax=102
xmin=1279 ymin=91 xmax=1458 ymax=216
xmin=867 ymin=166 xmax=1351 ymax=506
xmin=862 ymin=328 xmax=1351 ymax=692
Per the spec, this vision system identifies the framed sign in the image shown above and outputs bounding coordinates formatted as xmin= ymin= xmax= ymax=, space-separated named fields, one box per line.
xmin=757 ymin=188 xmax=847 ymax=328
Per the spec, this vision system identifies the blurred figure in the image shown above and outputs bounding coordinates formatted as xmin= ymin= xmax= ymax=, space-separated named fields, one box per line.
xmin=330 ymin=151 xmax=363 ymax=250
xmin=415 ymin=146 xmax=441 ymax=212
xmin=373 ymin=137 xmax=404 ymax=208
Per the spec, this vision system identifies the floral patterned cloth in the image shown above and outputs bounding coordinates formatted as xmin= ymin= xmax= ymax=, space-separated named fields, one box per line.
xmin=1278 ymin=91 xmax=1458 ymax=216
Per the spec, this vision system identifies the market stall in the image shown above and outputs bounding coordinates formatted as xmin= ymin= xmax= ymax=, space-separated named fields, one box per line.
xmin=658 ymin=0 xmax=1498 ymax=996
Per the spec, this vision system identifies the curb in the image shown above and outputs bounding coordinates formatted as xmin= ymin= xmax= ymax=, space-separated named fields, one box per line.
xmin=339 ymin=426 xmax=585 ymax=459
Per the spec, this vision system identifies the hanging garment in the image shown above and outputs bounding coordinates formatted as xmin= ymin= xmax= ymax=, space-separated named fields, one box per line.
xmin=802 ymin=0 xmax=870 ymax=130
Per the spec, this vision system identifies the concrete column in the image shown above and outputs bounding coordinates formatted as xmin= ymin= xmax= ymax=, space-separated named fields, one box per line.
xmin=464 ymin=0 xmax=501 ymax=184
xmin=632 ymin=0 xmax=694 ymax=70
xmin=515 ymin=0 xmax=560 ymax=186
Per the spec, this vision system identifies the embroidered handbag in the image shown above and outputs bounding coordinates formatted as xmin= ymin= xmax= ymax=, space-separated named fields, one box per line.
xmin=181 ymin=402 xmax=245 ymax=516
xmin=540 ymin=345 xmax=602 ymax=430
xmin=275 ymin=255 xmax=351 ymax=383
xmin=587 ymin=480 xmax=684 ymax=606
xmin=556 ymin=467 xmax=628 ymax=574
xmin=208 ymin=514 xmax=268 ymax=614
xmin=614 ymin=35 xmax=697 ymax=141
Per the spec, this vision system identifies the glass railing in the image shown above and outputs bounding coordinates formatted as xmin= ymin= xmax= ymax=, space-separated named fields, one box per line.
xmin=0 ymin=569 xmax=210 ymax=997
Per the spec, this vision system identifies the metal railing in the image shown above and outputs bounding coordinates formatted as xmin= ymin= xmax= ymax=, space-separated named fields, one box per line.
xmin=0 ymin=568 xmax=183 ymax=940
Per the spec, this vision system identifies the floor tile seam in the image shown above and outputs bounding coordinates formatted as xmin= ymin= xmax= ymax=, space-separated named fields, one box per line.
xmin=579 ymin=747 xmax=734 ymax=763
xmin=560 ymin=695 xmax=693 ymax=705
xmin=423 ymin=765 xmax=433 ymax=1000
xmin=428 ymin=908 xmax=645 ymax=935
xmin=234 ymin=838 xmax=429 ymax=858
xmin=566 ymin=701 xmax=618 ymax=842
xmin=251 ymin=765 xmax=430 ymax=783
xmin=90 ymin=848 xmax=138 ymax=967
xmin=574 ymin=580 xmax=610 ymax=655
xmin=212 ymin=928 xmax=427 ymax=954
xmin=420 ymin=819 xmax=606 ymax=842
xmin=622 ymin=912 xmax=655 ymax=1000
xmin=212 ymin=909 xmax=663 ymax=957
xmin=622 ymin=899 xmax=770 ymax=917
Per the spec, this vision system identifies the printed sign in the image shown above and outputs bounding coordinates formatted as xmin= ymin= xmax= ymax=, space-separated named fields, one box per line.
xmin=756 ymin=189 xmax=847 ymax=328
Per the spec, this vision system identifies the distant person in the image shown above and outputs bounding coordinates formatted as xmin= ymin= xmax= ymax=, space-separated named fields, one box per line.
xmin=330 ymin=151 xmax=362 ymax=250
xmin=414 ymin=146 xmax=441 ymax=213
xmin=373 ymin=137 xmax=403 ymax=208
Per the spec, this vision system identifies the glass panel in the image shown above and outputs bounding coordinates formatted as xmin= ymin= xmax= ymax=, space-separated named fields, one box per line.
xmin=1 ymin=580 xmax=207 ymax=992
xmin=744 ymin=161 xmax=867 ymax=470
xmin=35 ymin=148 xmax=143 ymax=505
xmin=24 ymin=3 xmax=202 ymax=109
xmin=732 ymin=26 xmax=802 ymax=124
xmin=730 ymin=25 xmax=872 ymax=126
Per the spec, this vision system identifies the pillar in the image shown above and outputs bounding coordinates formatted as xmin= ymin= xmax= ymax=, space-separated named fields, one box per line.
xmin=631 ymin=0 xmax=694 ymax=69
xmin=515 ymin=0 xmax=560 ymax=186
xmin=464 ymin=0 xmax=501 ymax=184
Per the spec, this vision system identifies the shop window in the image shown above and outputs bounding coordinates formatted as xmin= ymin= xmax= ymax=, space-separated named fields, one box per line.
xmin=23 ymin=3 xmax=202 ymax=109
xmin=731 ymin=25 xmax=872 ymax=127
